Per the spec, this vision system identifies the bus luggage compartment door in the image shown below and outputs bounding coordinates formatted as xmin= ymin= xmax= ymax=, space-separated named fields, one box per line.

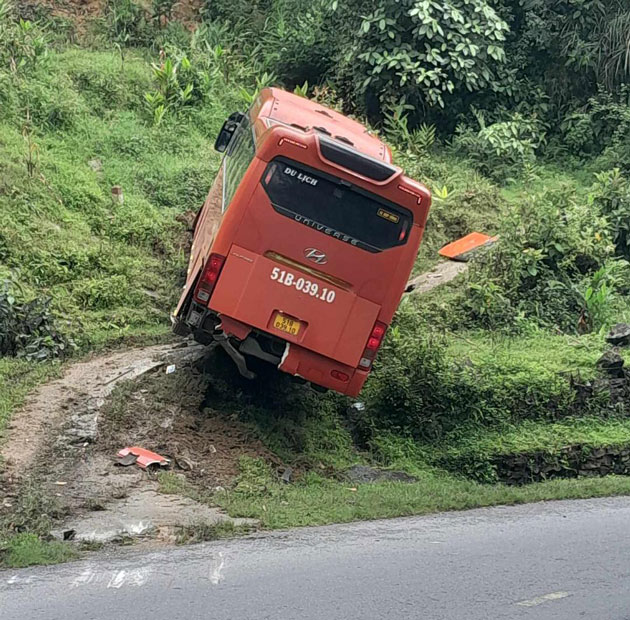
xmin=209 ymin=245 xmax=379 ymax=368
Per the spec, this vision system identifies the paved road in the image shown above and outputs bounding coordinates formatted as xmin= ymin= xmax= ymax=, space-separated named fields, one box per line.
xmin=2 ymin=497 xmax=630 ymax=620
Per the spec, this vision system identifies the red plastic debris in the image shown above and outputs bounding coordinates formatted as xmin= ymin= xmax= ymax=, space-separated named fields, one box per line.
xmin=438 ymin=232 xmax=498 ymax=262
xmin=117 ymin=446 xmax=170 ymax=469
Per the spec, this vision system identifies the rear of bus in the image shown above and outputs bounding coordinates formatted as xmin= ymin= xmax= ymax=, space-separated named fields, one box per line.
xmin=177 ymin=92 xmax=431 ymax=396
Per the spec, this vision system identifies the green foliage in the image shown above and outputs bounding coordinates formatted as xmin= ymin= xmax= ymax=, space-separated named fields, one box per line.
xmin=0 ymin=533 xmax=75 ymax=568
xmin=383 ymin=103 xmax=437 ymax=156
xmin=0 ymin=481 xmax=76 ymax=568
xmin=560 ymin=86 xmax=630 ymax=168
xmin=0 ymin=0 xmax=48 ymax=76
xmin=360 ymin=302 xmax=593 ymax=442
xmin=145 ymin=56 xmax=194 ymax=125
xmin=347 ymin=0 xmax=508 ymax=110
xmin=0 ymin=275 xmax=73 ymax=360
xmin=452 ymin=110 xmax=546 ymax=180
xmin=462 ymin=181 xmax=618 ymax=331
xmin=590 ymin=168 xmax=630 ymax=260
xmin=105 ymin=0 xmax=152 ymax=47
xmin=232 ymin=456 xmax=276 ymax=498
xmin=152 ymin=0 xmax=178 ymax=27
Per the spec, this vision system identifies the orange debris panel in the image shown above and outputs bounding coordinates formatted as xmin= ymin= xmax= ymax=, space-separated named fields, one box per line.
xmin=117 ymin=446 xmax=170 ymax=469
xmin=438 ymin=232 xmax=498 ymax=262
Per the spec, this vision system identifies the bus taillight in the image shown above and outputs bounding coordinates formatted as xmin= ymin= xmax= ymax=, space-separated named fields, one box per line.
xmin=358 ymin=321 xmax=387 ymax=369
xmin=193 ymin=253 xmax=225 ymax=304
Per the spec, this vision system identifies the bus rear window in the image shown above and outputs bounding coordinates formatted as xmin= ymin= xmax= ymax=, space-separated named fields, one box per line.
xmin=261 ymin=159 xmax=412 ymax=252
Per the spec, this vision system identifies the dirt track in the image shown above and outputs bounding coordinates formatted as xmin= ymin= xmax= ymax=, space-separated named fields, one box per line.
xmin=1 ymin=344 xmax=177 ymax=487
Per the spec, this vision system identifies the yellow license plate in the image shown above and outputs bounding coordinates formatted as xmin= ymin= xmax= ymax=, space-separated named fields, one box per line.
xmin=273 ymin=313 xmax=301 ymax=336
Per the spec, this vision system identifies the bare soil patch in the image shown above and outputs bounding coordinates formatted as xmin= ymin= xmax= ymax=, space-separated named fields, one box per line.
xmin=406 ymin=260 xmax=468 ymax=295
xmin=1 ymin=344 xmax=178 ymax=489
xmin=1 ymin=344 xmax=278 ymax=547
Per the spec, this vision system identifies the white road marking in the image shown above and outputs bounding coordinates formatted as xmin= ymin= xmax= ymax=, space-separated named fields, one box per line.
xmin=107 ymin=570 xmax=127 ymax=589
xmin=106 ymin=568 xmax=151 ymax=589
xmin=6 ymin=575 xmax=32 ymax=585
xmin=209 ymin=552 xmax=225 ymax=585
xmin=516 ymin=591 xmax=571 ymax=607
xmin=71 ymin=568 xmax=96 ymax=588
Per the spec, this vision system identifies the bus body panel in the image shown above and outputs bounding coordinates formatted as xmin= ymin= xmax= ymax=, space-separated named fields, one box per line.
xmin=209 ymin=245 xmax=380 ymax=367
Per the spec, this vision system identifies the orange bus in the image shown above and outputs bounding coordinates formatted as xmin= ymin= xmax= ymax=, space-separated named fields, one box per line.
xmin=172 ymin=88 xmax=431 ymax=396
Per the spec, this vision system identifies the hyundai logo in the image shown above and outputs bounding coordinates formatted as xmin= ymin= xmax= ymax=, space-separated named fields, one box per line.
xmin=304 ymin=248 xmax=327 ymax=265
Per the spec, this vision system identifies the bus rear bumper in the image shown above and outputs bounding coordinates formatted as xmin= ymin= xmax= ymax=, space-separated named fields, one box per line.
xmin=278 ymin=341 xmax=368 ymax=397
xmin=184 ymin=304 xmax=369 ymax=396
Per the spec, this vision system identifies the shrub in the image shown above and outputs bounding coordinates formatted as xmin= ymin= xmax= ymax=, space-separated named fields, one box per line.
xmin=337 ymin=0 xmax=508 ymax=112
xmin=105 ymin=0 xmax=153 ymax=47
xmin=560 ymin=86 xmax=630 ymax=168
xmin=462 ymin=183 xmax=617 ymax=331
xmin=0 ymin=276 xmax=72 ymax=360
xmin=590 ymin=168 xmax=630 ymax=260
xmin=0 ymin=1 xmax=49 ymax=76
xmin=360 ymin=302 xmax=589 ymax=443
xmin=452 ymin=110 xmax=546 ymax=180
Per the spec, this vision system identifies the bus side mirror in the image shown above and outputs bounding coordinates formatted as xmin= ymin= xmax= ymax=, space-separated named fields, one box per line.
xmin=214 ymin=112 xmax=245 ymax=153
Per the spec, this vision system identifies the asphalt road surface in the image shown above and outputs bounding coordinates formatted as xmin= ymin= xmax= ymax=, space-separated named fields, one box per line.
xmin=2 ymin=497 xmax=630 ymax=620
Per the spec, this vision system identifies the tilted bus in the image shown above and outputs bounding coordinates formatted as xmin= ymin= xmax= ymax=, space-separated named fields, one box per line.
xmin=172 ymin=87 xmax=431 ymax=396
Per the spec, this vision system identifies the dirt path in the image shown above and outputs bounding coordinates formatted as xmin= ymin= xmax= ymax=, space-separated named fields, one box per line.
xmin=1 ymin=343 xmax=199 ymax=487
xmin=405 ymin=260 xmax=468 ymax=295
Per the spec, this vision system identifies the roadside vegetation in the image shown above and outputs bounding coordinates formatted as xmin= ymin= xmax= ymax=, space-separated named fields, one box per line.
xmin=2 ymin=0 xmax=630 ymax=566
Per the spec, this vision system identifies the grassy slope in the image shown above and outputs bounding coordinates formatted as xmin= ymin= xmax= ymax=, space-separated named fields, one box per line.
xmin=0 ymin=46 xmax=234 ymax=432
xmin=217 ymin=468 xmax=630 ymax=529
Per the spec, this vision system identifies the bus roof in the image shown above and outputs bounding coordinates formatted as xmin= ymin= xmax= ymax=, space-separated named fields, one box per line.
xmin=254 ymin=88 xmax=392 ymax=163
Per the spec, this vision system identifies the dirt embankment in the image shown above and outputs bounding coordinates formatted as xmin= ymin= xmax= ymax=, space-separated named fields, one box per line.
xmin=0 ymin=342 xmax=281 ymax=545
xmin=18 ymin=0 xmax=205 ymax=31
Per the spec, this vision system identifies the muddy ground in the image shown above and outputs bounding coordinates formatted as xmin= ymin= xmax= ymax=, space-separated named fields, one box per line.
xmin=0 ymin=343 xmax=281 ymax=546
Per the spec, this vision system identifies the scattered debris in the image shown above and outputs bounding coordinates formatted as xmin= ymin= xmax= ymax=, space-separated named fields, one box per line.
xmin=166 ymin=364 xmax=176 ymax=374
xmin=63 ymin=529 xmax=76 ymax=541
xmin=175 ymin=456 xmax=194 ymax=471
xmin=118 ymin=452 xmax=138 ymax=467
xmin=438 ymin=232 xmax=498 ymax=262
xmin=281 ymin=466 xmax=293 ymax=484
xmin=606 ymin=323 xmax=630 ymax=347
xmin=343 ymin=465 xmax=418 ymax=484
xmin=87 ymin=158 xmax=102 ymax=172
xmin=117 ymin=447 xmax=170 ymax=470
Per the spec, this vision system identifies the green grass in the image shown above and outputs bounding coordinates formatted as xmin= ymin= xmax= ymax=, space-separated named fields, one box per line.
xmin=446 ymin=328 xmax=611 ymax=378
xmin=215 ymin=462 xmax=630 ymax=529
xmin=0 ymin=533 xmax=76 ymax=568
xmin=0 ymin=43 xmax=234 ymax=433
xmin=0 ymin=358 xmax=61 ymax=435
xmin=441 ymin=417 xmax=630 ymax=458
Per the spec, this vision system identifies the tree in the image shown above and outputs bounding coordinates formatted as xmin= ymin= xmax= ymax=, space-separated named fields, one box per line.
xmin=337 ymin=0 xmax=509 ymax=113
